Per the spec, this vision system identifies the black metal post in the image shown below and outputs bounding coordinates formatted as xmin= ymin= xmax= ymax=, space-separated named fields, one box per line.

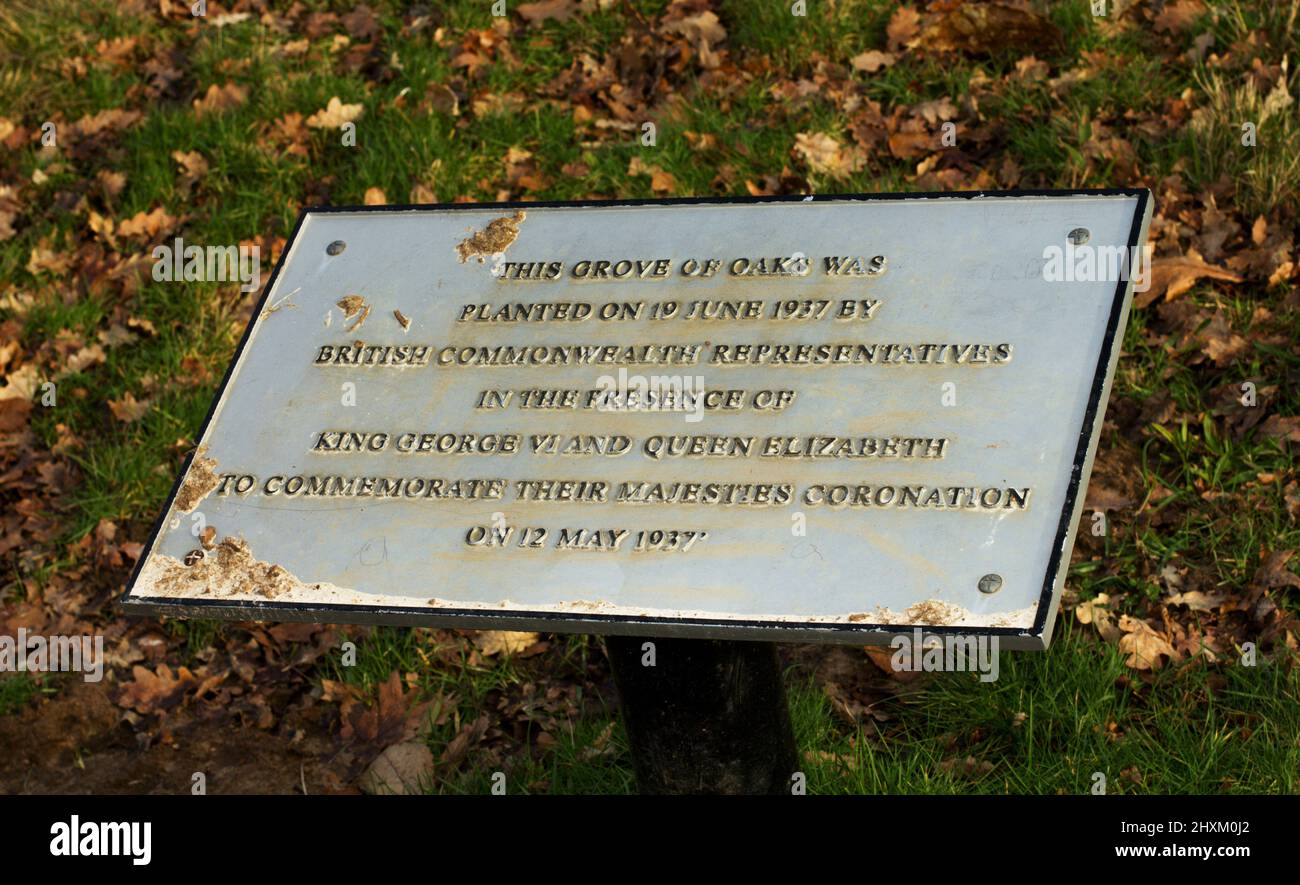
xmin=604 ymin=635 xmax=798 ymax=795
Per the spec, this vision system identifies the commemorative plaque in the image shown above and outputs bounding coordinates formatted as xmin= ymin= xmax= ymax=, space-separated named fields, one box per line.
xmin=122 ymin=191 xmax=1152 ymax=650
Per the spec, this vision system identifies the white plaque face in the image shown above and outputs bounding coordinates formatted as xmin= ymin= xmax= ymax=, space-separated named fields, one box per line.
xmin=121 ymin=191 xmax=1151 ymax=648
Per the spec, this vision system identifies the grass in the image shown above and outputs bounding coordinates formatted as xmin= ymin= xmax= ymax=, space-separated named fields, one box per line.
xmin=307 ymin=618 xmax=1298 ymax=794
xmin=0 ymin=0 xmax=1297 ymax=794
xmin=0 ymin=673 xmax=57 ymax=716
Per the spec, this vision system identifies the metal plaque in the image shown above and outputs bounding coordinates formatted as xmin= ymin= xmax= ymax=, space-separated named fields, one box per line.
xmin=121 ymin=191 xmax=1152 ymax=648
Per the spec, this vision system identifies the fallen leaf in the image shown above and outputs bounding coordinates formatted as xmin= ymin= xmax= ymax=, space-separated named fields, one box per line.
xmin=1253 ymin=550 xmax=1300 ymax=590
xmin=108 ymin=392 xmax=150 ymax=423
xmin=472 ymin=631 xmax=539 ymax=656
xmin=358 ymin=741 xmax=434 ymax=795
xmin=1085 ymin=483 xmax=1134 ymax=511
xmin=172 ymin=149 xmax=209 ymax=181
xmin=1117 ymin=615 xmax=1177 ymax=670
xmin=59 ymin=344 xmax=106 ymax=377
xmin=116 ymin=664 xmax=196 ymax=714
xmin=117 ymin=206 xmax=178 ymax=241
xmin=517 ymin=0 xmax=578 ymax=25
xmin=306 ymin=96 xmax=364 ymax=129
xmin=1075 ymin=593 xmax=1120 ymax=642
xmin=1141 ymin=249 xmax=1244 ymax=305
xmin=193 ymin=82 xmax=248 ymax=117
xmin=649 ymin=168 xmax=676 ymax=194
xmin=1165 ymin=590 xmax=1224 ymax=612
xmin=923 ymin=2 xmax=1063 ymax=54
xmin=851 ymin=50 xmax=896 ymax=73
xmin=886 ymin=6 xmax=921 ymax=51
xmin=1154 ymin=0 xmax=1206 ymax=33
xmin=793 ymin=131 xmax=864 ymax=178
xmin=1259 ymin=415 xmax=1300 ymax=442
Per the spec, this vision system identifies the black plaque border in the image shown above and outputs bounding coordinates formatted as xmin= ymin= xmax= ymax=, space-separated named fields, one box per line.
xmin=120 ymin=188 xmax=1153 ymax=650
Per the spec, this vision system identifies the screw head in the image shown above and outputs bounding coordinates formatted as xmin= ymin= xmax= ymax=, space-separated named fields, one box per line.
xmin=326 ymin=240 xmax=346 ymax=255
xmin=978 ymin=573 xmax=1003 ymax=594
xmin=1068 ymin=227 xmax=1090 ymax=246
xmin=184 ymin=549 xmax=205 ymax=566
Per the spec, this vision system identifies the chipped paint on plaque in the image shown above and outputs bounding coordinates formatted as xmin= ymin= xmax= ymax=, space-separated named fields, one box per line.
xmin=173 ymin=446 xmax=218 ymax=513
xmin=455 ymin=210 xmax=524 ymax=263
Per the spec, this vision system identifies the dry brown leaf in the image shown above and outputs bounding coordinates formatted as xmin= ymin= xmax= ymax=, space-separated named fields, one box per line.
xmin=1142 ymin=249 xmax=1244 ymax=305
xmin=1253 ymin=550 xmax=1300 ymax=590
xmin=1117 ymin=615 xmax=1177 ymax=670
xmin=108 ymin=392 xmax=150 ymax=423
xmin=306 ymin=96 xmax=364 ymax=129
xmin=116 ymin=663 xmax=196 ymax=714
xmin=886 ymin=6 xmax=921 ymax=51
xmin=517 ymin=0 xmax=578 ymax=25
xmin=472 ymin=631 xmax=539 ymax=656
xmin=649 ymin=168 xmax=676 ymax=194
xmin=923 ymin=2 xmax=1062 ymax=54
xmin=1085 ymin=483 xmax=1135 ymax=511
xmin=58 ymin=344 xmax=106 ymax=378
xmin=1165 ymin=590 xmax=1224 ymax=612
xmin=193 ymin=82 xmax=247 ymax=117
xmin=887 ymin=129 xmax=934 ymax=160
xmin=1198 ymin=311 xmax=1246 ymax=367
xmin=117 ymin=206 xmax=178 ymax=241
xmin=172 ymin=149 xmax=209 ymax=181
xmin=359 ymin=741 xmax=434 ymax=795
xmin=1154 ymin=0 xmax=1206 ymax=33
xmin=1259 ymin=415 xmax=1300 ymax=442
xmin=794 ymin=131 xmax=864 ymax=178
xmin=1075 ymin=593 xmax=1120 ymax=642
xmin=851 ymin=50 xmax=896 ymax=73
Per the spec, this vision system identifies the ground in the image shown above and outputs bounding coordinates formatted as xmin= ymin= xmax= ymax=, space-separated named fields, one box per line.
xmin=0 ymin=0 xmax=1297 ymax=794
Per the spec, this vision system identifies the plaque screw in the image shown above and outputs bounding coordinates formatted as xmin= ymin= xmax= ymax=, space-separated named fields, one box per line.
xmin=184 ymin=549 xmax=205 ymax=566
xmin=1067 ymin=227 xmax=1090 ymax=245
xmin=326 ymin=240 xmax=347 ymax=255
xmin=978 ymin=573 xmax=1003 ymax=594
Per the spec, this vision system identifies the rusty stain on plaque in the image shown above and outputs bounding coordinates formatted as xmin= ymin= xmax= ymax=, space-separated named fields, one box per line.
xmin=122 ymin=192 xmax=1152 ymax=649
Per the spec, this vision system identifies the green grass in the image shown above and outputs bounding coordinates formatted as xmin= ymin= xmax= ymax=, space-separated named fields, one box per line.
xmin=288 ymin=620 xmax=1298 ymax=794
xmin=794 ymin=622 xmax=1299 ymax=794
xmin=0 ymin=673 xmax=56 ymax=715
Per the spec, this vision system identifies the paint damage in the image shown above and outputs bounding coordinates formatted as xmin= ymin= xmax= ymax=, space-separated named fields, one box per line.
xmin=455 ymin=210 xmax=525 ymax=263
xmin=173 ymin=446 xmax=219 ymax=513
xmin=336 ymin=294 xmax=370 ymax=332
xmin=134 ymin=543 xmax=1037 ymax=630
xmin=142 ymin=536 xmax=302 ymax=600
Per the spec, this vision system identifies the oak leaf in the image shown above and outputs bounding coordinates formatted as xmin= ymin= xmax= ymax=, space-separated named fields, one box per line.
xmin=193 ymin=82 xmax=247 ymax=117
xmin=1117 ymin=615 xmax=1177 ymax=670
xmin=306 ymin=96 xmax=364 ymax=129
xmin=1140 ymin=249 xmax=1243 ymax=306
xmin=886 ymin=6 xmax=921 ymax=51
xmin=473 ymin=631 xmax=539 ymax=656
xmin=108 ymin=392 xmax=150 ymax=423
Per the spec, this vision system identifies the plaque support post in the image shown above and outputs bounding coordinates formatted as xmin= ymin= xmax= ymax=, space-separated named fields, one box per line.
xmin=604 ymin=635 xmax=798 ymax=795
